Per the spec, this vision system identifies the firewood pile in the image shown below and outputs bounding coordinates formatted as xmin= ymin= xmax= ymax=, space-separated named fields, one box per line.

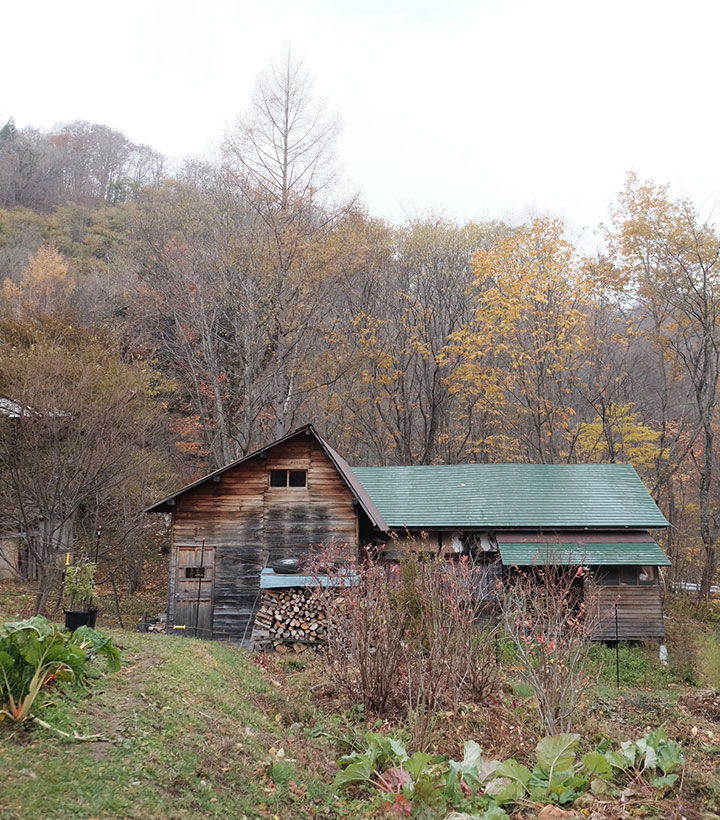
xmin=252 ymin=587 xmax=328 ymax=653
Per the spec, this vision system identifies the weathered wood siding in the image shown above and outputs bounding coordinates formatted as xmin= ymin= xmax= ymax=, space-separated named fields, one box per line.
xmin=594 ymin=585 xmax=665 ymax=641
xmin=169 ymin=433 xmax=359 ymax=643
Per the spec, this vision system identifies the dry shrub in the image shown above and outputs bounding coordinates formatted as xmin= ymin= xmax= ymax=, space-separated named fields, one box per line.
xmin=306 ymin=543 xmax=499 ymax=718
xmin=501 ymin=565 xmax=603 ymax=735
xmin=394 ymin=555 xmax=498 ymax=712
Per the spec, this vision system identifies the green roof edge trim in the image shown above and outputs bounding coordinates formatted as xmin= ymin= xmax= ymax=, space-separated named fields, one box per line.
xmin=498 ymin=542 xmax=671 ymax=567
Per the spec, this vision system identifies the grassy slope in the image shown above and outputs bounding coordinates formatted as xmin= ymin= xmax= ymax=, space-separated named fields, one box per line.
xmin=0 ymin=631 xmax=336 ymax=820
xmin=2 ymin=580 xmax=720 ymax=818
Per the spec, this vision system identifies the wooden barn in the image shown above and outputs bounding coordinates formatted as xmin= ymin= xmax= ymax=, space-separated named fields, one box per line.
xmin=146 ymin=425 xmax=670 ymax=645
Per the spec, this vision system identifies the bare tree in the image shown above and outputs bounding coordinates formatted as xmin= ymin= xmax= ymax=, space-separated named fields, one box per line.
xmin=223 ymin=45 xmax=342 ymax=218
xmin=223 ymin=46 xmax=353 ymax=441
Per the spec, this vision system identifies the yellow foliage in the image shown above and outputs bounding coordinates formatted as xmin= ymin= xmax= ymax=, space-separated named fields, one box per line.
xmin=447 ymin=218 xmax=601 ymax=460
xmin=2 ymin=246 xmax=75 ymax=316
xmin=576 ymin=403 xmax=662 ymax=469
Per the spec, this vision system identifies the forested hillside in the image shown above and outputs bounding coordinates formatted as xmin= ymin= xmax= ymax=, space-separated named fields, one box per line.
xmin=1 ymin=51 xmax=718 ymax=603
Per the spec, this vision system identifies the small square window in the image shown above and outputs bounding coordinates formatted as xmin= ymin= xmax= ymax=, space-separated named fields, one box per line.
xmin=269 ymin=469 xmax=307 ymax=488
xmin=185 ymin=567 xmax=206 ymax=579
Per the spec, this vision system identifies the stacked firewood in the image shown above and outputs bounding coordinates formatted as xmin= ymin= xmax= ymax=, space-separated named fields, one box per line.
xmin=252 ymin=587 xmax=328 ymax=652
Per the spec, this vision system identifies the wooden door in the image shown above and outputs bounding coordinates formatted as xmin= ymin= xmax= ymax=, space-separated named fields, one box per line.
xmin=175 ymin=546 xmax=215 ymax=638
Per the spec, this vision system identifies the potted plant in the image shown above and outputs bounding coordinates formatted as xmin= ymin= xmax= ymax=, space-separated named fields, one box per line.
xmin=63 ymin=561 xmax=98 ymax=631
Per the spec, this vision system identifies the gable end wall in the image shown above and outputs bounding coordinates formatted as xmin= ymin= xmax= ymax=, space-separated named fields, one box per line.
xmin=168 ymin=434 xmax=359 ymax=643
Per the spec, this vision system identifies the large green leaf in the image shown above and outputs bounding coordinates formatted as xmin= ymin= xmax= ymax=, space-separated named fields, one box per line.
xmin=493 ymin=758 xmax=531 ymax=785
xmin=582 ymin=751 xmax=613 ymax=779
xmin=405 ymin=751 xmax=433 ymax=780
xmin=619 ymin=739 xmax=637 ymax=767
xmin=535 ymin=733 xmax=580 ymax=772
xmin=1 ymin=616 xmax=56 ymax=640
xmin=656 ymin=740 xmax=683 ymax=774
xmin=604 ymin=749 xmax=629 ymax=771
xmin=46 ymin=642 xmax=86 ymax=678
xmin=651 ymin=773 xmax=679 ymax=790
xmin=334 ymin=755 xmax=375 ymax=788
xmin=484 ymin=776 xmax=525 ymax=804
xmin=70 ymin=627 xmax=121 ymax=672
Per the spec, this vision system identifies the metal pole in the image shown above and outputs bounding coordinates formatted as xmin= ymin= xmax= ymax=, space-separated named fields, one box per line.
xmin=94 ymin=524 xmax=102 ymax=563
xmin=494 ymin=605 xmax=499 ymax=667
xmin=615 ymin=604 xmax=620 ymax=688
xmin=194 ymin=539 xmax=206 ymax=638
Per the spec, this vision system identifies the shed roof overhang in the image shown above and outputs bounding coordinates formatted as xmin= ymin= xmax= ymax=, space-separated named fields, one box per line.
xmin=496 ymin=531 xmax=671 ymax=567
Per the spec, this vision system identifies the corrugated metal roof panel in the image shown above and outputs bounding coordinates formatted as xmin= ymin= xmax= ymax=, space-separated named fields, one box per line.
xmin=497 ymin=541 xmax=671 ymax=566
xmin=351 ymin=464 xmax=668 ymax=530
xmin=259 ymin=568 xmax=359 ymax=588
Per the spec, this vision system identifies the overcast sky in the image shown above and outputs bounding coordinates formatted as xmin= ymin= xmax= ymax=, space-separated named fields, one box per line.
xmin=5 ymin=0 xmax=719 ymax=238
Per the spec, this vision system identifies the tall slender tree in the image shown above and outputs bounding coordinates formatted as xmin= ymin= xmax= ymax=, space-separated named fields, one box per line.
xmin=608 ymin=174 xmax=720 ymax=598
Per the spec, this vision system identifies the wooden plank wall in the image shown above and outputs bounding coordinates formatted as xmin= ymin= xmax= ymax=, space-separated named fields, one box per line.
xmin=169 ymin=433 xmax=359 ymax=644
xmin=594 ymin=585 xmax=665 ymax=641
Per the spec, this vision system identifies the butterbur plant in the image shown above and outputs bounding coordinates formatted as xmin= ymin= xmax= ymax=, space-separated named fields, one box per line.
xmin=334 ymin=731 xmax=504 ymax=817
xmin=0 ymin=616 xmax=86 ymax=723
xmin=0 ymin=616 xmax=120 ymax=726
xmin=604 ymin=725 xmax=685 ymax=791
xmin=334 ymin=730 xmax=684 ymax=814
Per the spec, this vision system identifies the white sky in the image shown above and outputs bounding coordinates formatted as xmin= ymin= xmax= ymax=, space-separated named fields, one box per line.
xmin=5 ymin=0 xmax=720 ymax=238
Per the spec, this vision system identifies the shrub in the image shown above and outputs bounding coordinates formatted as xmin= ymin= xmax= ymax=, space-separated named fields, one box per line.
xmin=310 ymin=549 xmax=405 ymax=713
xmin=64 ymin=561 xmax=97 ymax=611
xmin=500 ymin=565 xmax=601 ymax=735
xmin=306 ymin=543 xmax=499 ymax=718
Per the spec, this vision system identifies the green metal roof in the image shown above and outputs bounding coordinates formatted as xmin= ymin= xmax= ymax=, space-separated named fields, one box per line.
xmin=498 ymin=541 xmax=671 ymax=566
xmin=350 ymin=464 xmax=668 ymax=530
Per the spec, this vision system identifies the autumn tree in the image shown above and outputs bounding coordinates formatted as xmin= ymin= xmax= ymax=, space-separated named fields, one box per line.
xmin=322 ymin=216 xmax=511 ymax=464
xmin=0 ymin=248 xmax=173 ymax=611
xmin=450 ymin=218 xmax=594 ymax=462
xmin=607 ymin=174 xmax=720 ymax=598
xmin=2 ymin=245 xmax=75 ymax=315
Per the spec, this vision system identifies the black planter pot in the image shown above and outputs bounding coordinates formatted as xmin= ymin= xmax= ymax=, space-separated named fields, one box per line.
xmin=64 ymin=608 xmax=98 ymax=631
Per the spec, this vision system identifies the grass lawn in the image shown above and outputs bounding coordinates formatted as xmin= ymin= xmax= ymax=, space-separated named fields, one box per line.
xmin=0 ymin=628 xmax=344 ymax=819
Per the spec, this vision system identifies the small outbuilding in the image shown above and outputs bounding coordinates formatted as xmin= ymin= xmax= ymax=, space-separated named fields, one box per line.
xmin=146 ymin=425 xmax=670 ymax=644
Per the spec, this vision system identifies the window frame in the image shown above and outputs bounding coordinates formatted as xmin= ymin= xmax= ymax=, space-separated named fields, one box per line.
xmin=268 ymin=468 xmax=307 ymax=489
